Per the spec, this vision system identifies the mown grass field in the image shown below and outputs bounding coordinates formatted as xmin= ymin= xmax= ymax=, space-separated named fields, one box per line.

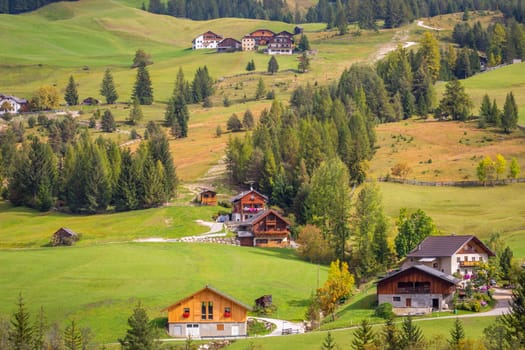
xmin=369 ymin=118 xmax=525 ymax=181
xmin=0 ymin=243 xmax=326 ymax=343
xmin=0 ymin=201 xmax=219 ymax=247
xmin=224 ymin=316 xmax=497 ymax=349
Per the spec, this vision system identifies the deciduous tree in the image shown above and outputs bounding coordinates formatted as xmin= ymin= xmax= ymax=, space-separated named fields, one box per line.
xmin=508 ymin=157 xmax=521 ymax=179
xmin=394 ymin=208 xmax=437 ymax=258
xmin=477 ymin=156 xmax=496 ymax=184
xmin=131 ymin=49 xmax=153 ymax=68
xmin=31 ymin=85 xmax=59 ymax=111
xmin=317 ymin=260 xmax=354 ymax=320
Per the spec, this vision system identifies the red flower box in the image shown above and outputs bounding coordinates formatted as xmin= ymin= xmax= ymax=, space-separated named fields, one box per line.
xmin=224 ymin=312 xmax=231 ymax=318
xmin=183 ymin=312 xmax=190 ymax=318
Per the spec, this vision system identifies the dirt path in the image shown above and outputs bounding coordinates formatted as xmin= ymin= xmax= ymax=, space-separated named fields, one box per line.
xmin=373 ymin=29 xmax=417 ymax=61
xmin=416 ymin=20 xmax=443 ymax=31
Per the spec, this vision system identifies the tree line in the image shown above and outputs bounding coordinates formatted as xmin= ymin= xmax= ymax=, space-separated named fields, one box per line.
xmin=0 ymin=121 xmax=178 ymax=213
xmin=0 ymin=0 xmax=76 ymax=14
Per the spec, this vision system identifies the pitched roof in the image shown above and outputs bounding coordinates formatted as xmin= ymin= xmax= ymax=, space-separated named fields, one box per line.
xmin=0 ymin=94 xmax=27 ymax=104
xmin=230 ymin=189 xmax=268 ymax=203
xmin=218 ymin=38 xmax=241 ymax=46
xmin=378 ymin=265 xmax=460 ymax=285
xmin=406 ymin=235 xmax=495 ymax=258
xmin=163 ymin=285 xmax=252 ymax=311
xmin=56 ymin=227 xmax=78 ymax=236
xmin=243 ymin=209 xmax=290 ymax=226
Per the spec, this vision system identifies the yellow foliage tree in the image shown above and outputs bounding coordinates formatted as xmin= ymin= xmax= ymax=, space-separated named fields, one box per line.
xmin=31 ymin=85 xmax=59 ymax=111
xmin=317 ymin=260 xmax=354 ymax=320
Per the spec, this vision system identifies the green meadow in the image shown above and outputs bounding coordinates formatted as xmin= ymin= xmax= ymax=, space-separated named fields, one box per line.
xmin=0 ymin=243 xmax=326 ymax=342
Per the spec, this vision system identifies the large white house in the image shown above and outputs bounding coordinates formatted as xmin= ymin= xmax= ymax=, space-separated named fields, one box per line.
xmin=0 ymin=94 xmax=28 ymax=114
xmin=402 ymin=235 xmax=495 ymax=279
xmin=192 ymin=31 xmax=223 ymax=50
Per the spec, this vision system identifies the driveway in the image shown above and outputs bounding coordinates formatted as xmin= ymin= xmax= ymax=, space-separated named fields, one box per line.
xmin=250 ymin=317 xmax=305 ymax=336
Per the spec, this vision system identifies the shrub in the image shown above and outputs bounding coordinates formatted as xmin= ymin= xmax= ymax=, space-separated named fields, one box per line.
xmin=375 ymin=302 xmax=395 ymax=319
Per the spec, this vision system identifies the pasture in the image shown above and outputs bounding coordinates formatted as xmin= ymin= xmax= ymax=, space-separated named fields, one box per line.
xmin=0 ymin=243 xmax=326 ymax=342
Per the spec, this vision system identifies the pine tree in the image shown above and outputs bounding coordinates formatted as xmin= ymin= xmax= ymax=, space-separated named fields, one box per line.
xmin=437 ymin=78 xmax=473 ymax=121
xmin=165 ymin=93 xmax=189 ymax=138
xmin=191 ymin=66 xmax=213 ymax=103
xmin=119 ymin=303 xmax=157 ymax=350
xmin=246 ymin=59 xmax=256 ymax=71
xmin=64 ymin=76 xmax=79 ymax=106
xmin=132 ymin=65 xmax=154 ymax=105
xmin=448 ymin=318 xmax=465 ymax=350
xmin=100 ymin=68 xmax=119 ymax=104
xmin=335 ymin=0 xmax=347 ymax=35
xmin=267 ymin=56 xmax=279 ymax=74
xmin=9 ymin=294 xmax=33 ymax=350
xmin=298 ymin=34 xmax=311 ymax=51
xmin=227 ymin=113 xmax=243 ymax=132
xmin=382 ymin=317 xmax=400 ymax=350
xmin=114 ymin=149 xmax=139 ymax=211
xmin=32 ymin=307 xmax=47 ymax=350
xmin=501 ymin=91 xmax=519 ymax=133
xmin=479 ymin=94 xmax=491 ymax=128
xmin=128 ymin=98 xmax=143 ymax=125
xmin=148 ymin=131 xmax=178 ymax=200
xmin=255 ymin=78 xmax=266 ymax=100
xmin=63 ymin=320 xmax=82 ymax=350
xmin=321 ymin=331 xmax=336 ymax=350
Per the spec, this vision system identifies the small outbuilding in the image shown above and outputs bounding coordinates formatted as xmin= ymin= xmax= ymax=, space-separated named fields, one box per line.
xmin=51 ymin=227 xmax=79 ymax=246
xmin=164 ymin=285 xmax=252 ymax=338
xmin=200 ymin=189 xmax=217 ymax=206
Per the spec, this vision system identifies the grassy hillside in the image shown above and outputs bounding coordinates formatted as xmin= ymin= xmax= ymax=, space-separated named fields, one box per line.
xmin=0 ymin=243 xmax=326 ymax=342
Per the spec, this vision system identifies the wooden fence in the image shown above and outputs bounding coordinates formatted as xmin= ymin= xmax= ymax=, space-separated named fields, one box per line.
xmin=373 ymin=177 xmax=525 ymax=187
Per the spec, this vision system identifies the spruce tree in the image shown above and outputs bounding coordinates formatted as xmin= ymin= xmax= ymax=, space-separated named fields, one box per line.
xmin=400 ymin=316 xmax=424 ymax=349
xmin=243 ymin=109 xmax=255 ymax=130
xmin=479 ymin=94 xmax=491 ymax=128
xmin=100 ymin=68 xmax=119 ymax=104
xmin=298 ymin=34 xmax=311 ymax=51
xmin=64 ymin=75 xmax=79 ymax=106
xmin=9 ymin=294 xmax=33 ymax=350
xmin=63 ymin=320 xmax=82 ymax=350
xmin=502 ymin=91 xmax=518 ymax=133
xmin=335 ymin=0 xmax=347 ymax=35
xmin=321 ymin=331 xmax=336 ymax=350
xmin=148 ymin=131 xmax=178 ymax=200
xmin=351 ymin=319 xmax=375 ymax=350
xmin=191 ymin=66 xmax=213 ymax=103
xmin=114 ymin=149 xmax=139 ymax=211
xmin=255 ymin=78 xmax=266 ymax=100
xmin=298 ymin=52 xmax=310 ymax=73
xmin=119 ymin=303 xmax=156 ymax=350
xmin=128 ymin=98 xmax=143 ymax=125
xmin=448 ymin=318 xmax=465 ymax=350
xmin=132 ymin=65 xmax=154 ymax=105
xmin=382 ymin=317 xmax=400 ymax=350
xmin=500 ymin=270 xmax=525 ymax=348
xmin=267 ymin=56 xmax=279 ymax=74
xmin=165 ymin=93 xmax=189 ymax=138
xmin=101 ymin=109 xmax=116 ymax=132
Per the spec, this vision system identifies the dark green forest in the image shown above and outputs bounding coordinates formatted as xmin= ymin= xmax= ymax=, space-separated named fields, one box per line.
xmin=0 ymin=0 xmax=76 ymax=14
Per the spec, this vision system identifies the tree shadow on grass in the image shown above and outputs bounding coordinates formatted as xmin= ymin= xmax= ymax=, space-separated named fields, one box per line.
xmin=248 ymin=247 xmax=302 ymax=262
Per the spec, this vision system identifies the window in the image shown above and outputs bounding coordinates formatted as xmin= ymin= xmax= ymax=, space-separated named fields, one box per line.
xmin=433 ymin=263 xmax=438 ymax=268
xmin=208 ymin=302 xmax=213 ymax=320
xmin=479 ymin=256 xmax=483 ymax=261
xmin=201 ymin=302 xmax=206 ymax=320
xmin=217 ymin=324 xmax=224 ymax=331
xmin=457 ymin=257 xmax=461 ymax=262
xmin=393 ymin=296 xmax=401 ymax=302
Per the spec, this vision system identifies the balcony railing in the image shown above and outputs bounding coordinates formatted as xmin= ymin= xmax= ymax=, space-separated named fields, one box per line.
xmin=396 ymin=287 xmax=431 ymax=294
xmin=243 ymin=207 xmax=263 ymax=213
xmin=459 ymin=261 xmax=481 ymax=267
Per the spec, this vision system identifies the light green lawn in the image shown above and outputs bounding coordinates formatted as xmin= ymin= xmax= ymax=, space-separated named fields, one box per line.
xmin=0 ymin=243 xmax=326 ymax=343
xmin=379 ymin=182 xmax=525 ymax=257
xmin=224 ymin=316 xmax=497 ymax=349
xmin=0 ymin=201 xmax=218 ymax=247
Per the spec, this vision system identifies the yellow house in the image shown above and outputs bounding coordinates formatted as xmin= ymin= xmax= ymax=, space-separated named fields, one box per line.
xmin=164 ymin=285 xmax=252 ymax=338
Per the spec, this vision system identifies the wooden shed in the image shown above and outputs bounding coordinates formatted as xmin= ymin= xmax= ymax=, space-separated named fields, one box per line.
xmin=199 ymin=189 xmax=217 ymax=206
xmin=164 ymin=285 xmax=252 ymax=338
xmin=51 ymin=227 xmax=79 ymax=246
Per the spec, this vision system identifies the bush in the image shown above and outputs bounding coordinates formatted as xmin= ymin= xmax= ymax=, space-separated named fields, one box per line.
xmin=27 ymin=116 xmax=36 ymax=128
xmin=375 ymin=303 xmax=395 ymax=319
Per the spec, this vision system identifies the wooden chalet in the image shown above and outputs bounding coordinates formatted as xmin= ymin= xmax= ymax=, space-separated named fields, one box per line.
xmin=275 ymin=30 xmax=294 ymax=39
xmin=377 ymin=265 xmax=460 ymax=312
xmin=164 ymin=285 xmax=251 ymax=338
xmin=51 ymin=227 xmax=79 ymax=246
xmin=192 ymin=31 xmax=223 ymax=50
xmin=235 ymin=209 xmax=290 ymax=247
xmin=199 ymin=189 xmax=217 ymax=206
xmin=267 ymin=34 xmax=294 ymax=55
xmin=231 ymin=189 xmax=268 ymax=222
xmin=217 ymin=38 xmax=242 ymax=52
xmin=248 ymin=29 xmax=275 ymax=46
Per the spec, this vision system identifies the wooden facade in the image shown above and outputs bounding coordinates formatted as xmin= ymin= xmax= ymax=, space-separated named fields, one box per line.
xmin=248 ymin=29 xmax=275 ymax=45
xmin=236 ymin=209 xmax=290 ymax=247
xmin=217 ymin=38 xmax=242 ymax=52
xmin=165 ymin=286 xmax=251 ymax=338
xmin=231 ymin=189 xmax=267 ymax=222
xmin=200 ymin=190 xmax=217 ymax=206
xmin=51 ymin=227 xmax=79 ymax=246
xmin=377 ymin=268 xmax=456 ymax=295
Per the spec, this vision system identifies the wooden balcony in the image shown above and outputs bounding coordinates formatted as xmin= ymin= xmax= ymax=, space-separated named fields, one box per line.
xmin=459 ymin=261 xmax=481 ymax=267
xmin=396 ymin=287 xmax=431 ymax=294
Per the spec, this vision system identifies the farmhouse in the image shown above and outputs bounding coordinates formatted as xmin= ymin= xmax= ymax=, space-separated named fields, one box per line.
xmin=267 ymin=34 xmax=294 ymax=55
xmin=248 ymin=29 xmax=275 ymax=46
xmin=0 ymin=94 xmax=28 ymax=114
xmin=192 ymin=31 xmax=224 ymax=50
xmin=401 ymin=235 xmax=495 ymax=280
xmin=235 ymin=209 xmax=291 ymax=247
xmin=199 ymin=189 xmax=217 ymax=206
xmin=241 ymin=36 xmax=257 ymax=51
xmin=164 ymin=285 xmax=251 ymax=338
xmin=231 ymin=188 xmax=267 ymax=222
xmin=51 ymin=227 xmax=79 ymax=246
xmin=217 ymin=38 xmax=242 ymax=52
xmin=377 ymin=265 xmax=460 ymax=312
